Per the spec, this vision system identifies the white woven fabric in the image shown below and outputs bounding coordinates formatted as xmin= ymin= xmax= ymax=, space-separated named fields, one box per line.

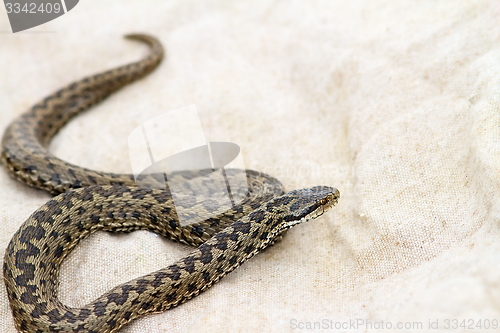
xmin=1 ymin=1 xmax=500 ymax=332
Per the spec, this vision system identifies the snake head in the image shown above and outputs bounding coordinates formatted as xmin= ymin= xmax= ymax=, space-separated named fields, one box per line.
xmin=261 ymin=186 xmax=340 ymax=246
xmin=281 ymin=185 xmax=340 ymax=226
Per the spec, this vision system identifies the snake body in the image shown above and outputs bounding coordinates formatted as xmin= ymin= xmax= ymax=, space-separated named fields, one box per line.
xmin=1 ymin=34 xmax=340 ymax=332
xmin=1 ymin=34 xmax=164 ymax=196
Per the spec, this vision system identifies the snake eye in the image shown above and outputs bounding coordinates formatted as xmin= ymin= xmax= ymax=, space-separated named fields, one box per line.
xmin=319 ymin=198 xmax=328 ymax=205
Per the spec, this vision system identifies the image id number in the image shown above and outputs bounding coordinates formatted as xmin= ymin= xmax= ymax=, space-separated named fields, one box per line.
xmin=5 ymin=2 xmax=62 ymax=14
xmin=444 ymin=319 xmax=498 ymax=330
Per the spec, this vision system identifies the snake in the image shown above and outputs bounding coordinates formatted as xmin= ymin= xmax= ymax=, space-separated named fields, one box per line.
xmin=1 ymin=34 xmax=340 ymax=333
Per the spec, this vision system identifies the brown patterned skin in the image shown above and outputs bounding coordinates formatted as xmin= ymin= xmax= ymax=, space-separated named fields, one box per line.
xmin=1 ymin=34 xmax=164 ymax=195
xmin=4 ymin=185 xmax=339 ymax=332
xmin=1 ymin=34 xmax=341 ymax=332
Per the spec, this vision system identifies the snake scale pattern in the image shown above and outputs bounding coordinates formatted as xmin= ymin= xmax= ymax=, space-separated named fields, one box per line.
xmin=1 ymin=34 xmax=340 ymax=333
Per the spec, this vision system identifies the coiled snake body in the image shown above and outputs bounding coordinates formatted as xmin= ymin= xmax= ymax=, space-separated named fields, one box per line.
xmin=2 ymin=34 xmax=340 ymax=332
